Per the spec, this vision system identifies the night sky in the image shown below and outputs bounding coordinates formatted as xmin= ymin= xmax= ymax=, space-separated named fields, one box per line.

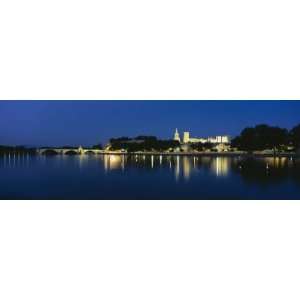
xmin=1 ymin=100 xmax=299 ymax=147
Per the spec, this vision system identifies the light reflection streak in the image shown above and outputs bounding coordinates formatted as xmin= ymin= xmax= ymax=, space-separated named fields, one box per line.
xmin=78 ymin=153 xmax=89 ymax=170
xmin=212 ymin=157 xmax=229 ymax=177
xmin=175 ymin=156 xmax=180 ymax=181
xmin=265 ymin=157 xmax=287 ymax=168
xmin=121 ymin=155 xmax=124 ymax=171
xmin=108 ymin=155 xmax=122 ymax=170
xmin=183 ymin=157 xmax=191 ymax=180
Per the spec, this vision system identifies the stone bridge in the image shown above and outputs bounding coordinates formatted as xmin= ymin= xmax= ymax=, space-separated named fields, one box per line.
xmin=37 ymin=147 xmax=104 ymax=155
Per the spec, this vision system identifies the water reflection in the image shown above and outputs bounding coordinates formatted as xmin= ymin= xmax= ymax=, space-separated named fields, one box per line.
xmin=211 ymin=157 xmax=230 ymax=177
xmin=104 ymin=154 xmax=124 ymax=171
xmin=182 ymin=156 xmax=192 ymax=180
xmin=1 ymin=154 xmax=299 ymax=186
xmin=99 ymin=154 xmax=231 ymax=180
xmin=265 ymin=157 xmax=288 ymax=168
xmin=79 ymin=153 xmax=89 ymax=169
xmin=1 ymin=154 xmax=300 ymax=199
xmin=96 ymin=154 xmax=300 ymax=185
xmin=233 ymin=156 xmax=300 ymax=186
xmin=175 ymin=155 xmax=180 ymax=181
xmin=0 ymin=153 xmax=34 ymax=168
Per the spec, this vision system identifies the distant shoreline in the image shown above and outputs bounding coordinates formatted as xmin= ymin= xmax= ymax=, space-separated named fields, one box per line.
xmin=101 ymin=151 xmax=299 ymax=158
xmin=1 ymin=151 xmax=298 ymax=158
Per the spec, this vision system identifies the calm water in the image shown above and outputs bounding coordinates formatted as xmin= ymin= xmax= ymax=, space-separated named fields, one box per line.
xmin=0 ymin=154 xmax=300 ymax=199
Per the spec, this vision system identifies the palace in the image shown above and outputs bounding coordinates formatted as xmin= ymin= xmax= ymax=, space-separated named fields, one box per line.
xmin=173 ymin=129 xmax=230 ymax=144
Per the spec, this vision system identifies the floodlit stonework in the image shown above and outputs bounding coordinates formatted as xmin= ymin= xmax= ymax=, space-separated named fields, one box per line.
xmin=173 ymin=129 xmax=230 ymax=144
xmin=174 ymin=128 xmax=181 ymax=142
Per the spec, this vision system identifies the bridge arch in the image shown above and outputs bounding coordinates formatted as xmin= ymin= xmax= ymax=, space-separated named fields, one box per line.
xmin=84 ymin=150 xmax=96 ymax=155
xmin=40 ymin=149 xmax=59 ymax=155
xmin=63 ymin=149 xmax=79 ymax=155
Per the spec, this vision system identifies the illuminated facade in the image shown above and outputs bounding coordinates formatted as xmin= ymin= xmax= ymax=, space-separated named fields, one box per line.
xmin=174 ymin=128 xmax=181 ymax=142
xmin=183 ymin=132 xmax=190 ymax=144
xmin=173 ymin=129 xmax=230 ymax=144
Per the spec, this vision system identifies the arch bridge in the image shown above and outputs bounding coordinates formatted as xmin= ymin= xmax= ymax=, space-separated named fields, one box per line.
xmin=37 ymin=147 xmax=104 ymax=155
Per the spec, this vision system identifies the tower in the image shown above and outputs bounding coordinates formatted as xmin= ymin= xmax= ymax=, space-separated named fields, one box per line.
xmin=183 ymin=132 xmax=190 ymax=144
xmin=174 ymin=128 xmax=181 ymax=142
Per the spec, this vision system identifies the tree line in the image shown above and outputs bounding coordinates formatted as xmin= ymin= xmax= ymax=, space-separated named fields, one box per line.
xmin=231 ymin=123 xmax=300 ymax=153
xmin=0 ymin=145 xmax=36 ymax=154
xmin=109 ymin=136 xmax=180 ymax=152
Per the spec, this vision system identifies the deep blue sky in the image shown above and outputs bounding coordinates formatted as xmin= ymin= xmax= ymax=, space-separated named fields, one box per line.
xmin=1 ymin=100 xmax=299 ymax=147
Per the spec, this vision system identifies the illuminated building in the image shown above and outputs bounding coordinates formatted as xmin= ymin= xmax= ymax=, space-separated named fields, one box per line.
xmin=174 ymin=128 xmax=181 ymax=142
xmin=173 ymin=129 xmax=230 ymax=145
xmin=183 ymin=132 xmax=190 ymax=144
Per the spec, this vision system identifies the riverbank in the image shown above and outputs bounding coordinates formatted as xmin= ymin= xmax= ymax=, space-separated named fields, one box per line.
xmin=1 ymin=150 xmax=298 ymax=158
xmin=101 ymin=151 xmax=299 ymax=158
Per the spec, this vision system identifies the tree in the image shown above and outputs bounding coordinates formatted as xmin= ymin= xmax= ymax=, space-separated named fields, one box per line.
xmin=135 ymin=136 xmax=157 ymax=141
xmin=203 ymin=142 xmax=214 ymax=150
xmin=0 ymin=145 xmax=36 ymax=154
xmin=237 ymin=127 xmax=258 ymax=151
xmin=264 ymin=126 xmax=288 ymax=152
xmin=190 ymin=142 xmax=204 ymax=151
xmin=231 ymin=136 xmax=241 ymax=149
xmin=108 ymin=136 xmax=180 ymax=152
xmin=290 ymin=124 xmax=300 ymax=149
xmin=233 ymin=124 xmax=288 ymax=153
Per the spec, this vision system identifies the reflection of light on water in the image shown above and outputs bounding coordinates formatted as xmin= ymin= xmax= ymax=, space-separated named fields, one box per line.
xmin=265 ymin=157 xmax=287 ymax=168
xmin=79 ymin=154 xmax=88 ymax=169
xmin=151 ymin=155 xmax=154 ymax=168
xmin=212 ymin=157 xmax=229 ymax=177
xmin=193 ymin=157 xmax=196 ymax=168
xmin=122 ymin=155 xmax=125 ymax=171
xmin=4 ymin=153 xmax=9 ymax=168
xmin=109 ymin=155 xmax=122 ymax=170
xmin=183 ymin=157 xmax=191 ymax=180
xmin=104 ymin=155 xmax=122 ymax=171
xmin=104 ymin=155 xmax=109 ymax=171
xmin=160 ymin=155 xmax=162 ymax=165
xmin=175 ymin=156 xmax=180 ymax=181
xmin=172 ymin=156 xmax=193 ymax=181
